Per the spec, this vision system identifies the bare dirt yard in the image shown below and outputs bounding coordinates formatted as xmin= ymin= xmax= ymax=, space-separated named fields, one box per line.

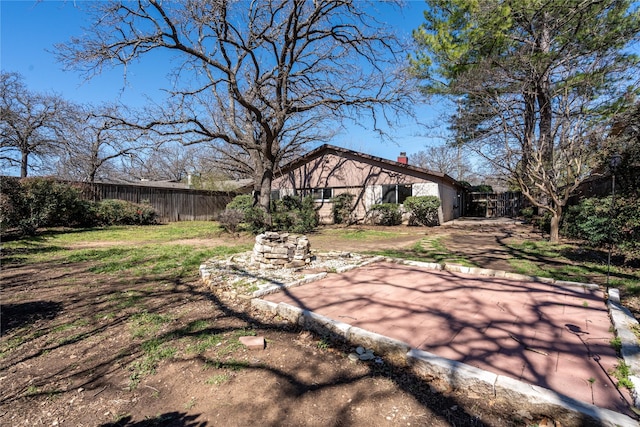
xmin=1 ymin=221 xmax=636 ymax=426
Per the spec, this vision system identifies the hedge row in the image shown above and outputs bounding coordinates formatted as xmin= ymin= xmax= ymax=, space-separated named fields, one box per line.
xmin=1 ymin=177 xmax=157 ymax=235
xmin=561 ymin=195 xmax=639 ymax=256
xmin=367 ymin=196 xmax=441 ymax=226
xmin=220 ymin=194 xmax=319 ymax=234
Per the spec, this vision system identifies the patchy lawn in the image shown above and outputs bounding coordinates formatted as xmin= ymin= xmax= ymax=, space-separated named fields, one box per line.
xmin=1 ymin=221 xmax=636 ymax=426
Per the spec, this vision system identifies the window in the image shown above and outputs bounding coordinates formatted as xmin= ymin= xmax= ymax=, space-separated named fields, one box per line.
xmin=382 ymin=184 xmax=412 ymax=204
xmin=304 ymin=188 xmax=333 ymax=201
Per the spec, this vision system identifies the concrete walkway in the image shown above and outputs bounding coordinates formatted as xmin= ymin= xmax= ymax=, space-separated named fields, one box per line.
xmin=264 ymin=262 xmax=633 ymax=415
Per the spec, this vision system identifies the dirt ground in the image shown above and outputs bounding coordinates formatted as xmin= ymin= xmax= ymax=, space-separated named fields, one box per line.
xmin=0 ymin=222 xmax=634 ymax=426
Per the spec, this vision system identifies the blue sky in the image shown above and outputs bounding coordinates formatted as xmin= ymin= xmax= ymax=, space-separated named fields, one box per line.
xmin=1 ymin=0 xmax=448 ymax=166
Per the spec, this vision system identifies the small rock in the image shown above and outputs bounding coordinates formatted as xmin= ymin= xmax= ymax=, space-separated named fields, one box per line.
xmin=359 ymin=352 xmax=375 ymax=361
xmin=348 ymin=353 xmax=359 ymax=362
xmin=298 ymin=331 xmax=313 ymax=341
xmin=355 ymin=346 xmax=365 ymax=355
xmin=515 ymin=409 xmax=532 ymax=420
xmin=239 ymin=336 xmax=265 ymax=350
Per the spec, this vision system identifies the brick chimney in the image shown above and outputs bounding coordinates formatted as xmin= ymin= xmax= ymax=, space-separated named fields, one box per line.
xmin=397 ymin=152 xmax=408 ymax=164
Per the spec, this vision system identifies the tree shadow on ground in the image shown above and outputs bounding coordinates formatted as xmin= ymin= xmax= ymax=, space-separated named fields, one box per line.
xmin=1 ymin=300 xmax=63 ymax=335
xmin=99 ymin=412 xmax=206 ymax=427
xmin=2 ymin=231 xmax=630 ymax=426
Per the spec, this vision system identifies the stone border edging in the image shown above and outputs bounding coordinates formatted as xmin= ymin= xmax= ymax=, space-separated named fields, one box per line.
xmin=608 ymin=288 xmax=640 ymax=408
xmin=408 ymin=260 xmax=599 ymax=290
xmin=250 ymin=297 xmax=637 ymax=427
xmin=242 ymin=258 xmax=638 ymax=426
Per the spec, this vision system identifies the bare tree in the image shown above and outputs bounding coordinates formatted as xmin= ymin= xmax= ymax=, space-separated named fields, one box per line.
xmin=117 ymin=142 xmax=194 ymax=182
xmin=0 ymin=72 xmax=70 ymax=177
xmin=54 ymin=104 xmax=156 ymax=183
xmin=409 ymin=144 xmax=477 ymax=182
xmin=56 ymin=0 xmax=413 ymax=222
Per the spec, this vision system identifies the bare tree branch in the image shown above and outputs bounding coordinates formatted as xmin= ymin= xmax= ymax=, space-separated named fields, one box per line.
xmin=56 ymin=0 xmax=415 ymax=221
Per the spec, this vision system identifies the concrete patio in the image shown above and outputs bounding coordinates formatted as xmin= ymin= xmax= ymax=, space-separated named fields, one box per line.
xmin=263 ymin=261 xmax=634 ymax=416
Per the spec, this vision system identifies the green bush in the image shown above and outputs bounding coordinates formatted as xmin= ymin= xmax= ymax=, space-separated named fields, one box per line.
xmin=95 ymin=199 xmax=157 ymax=226
xmin=562 ymin=196 xmax=640 ymax=256
xmin=367 ymin=203 xmax=402 ymax=226
xmin=520 ymin=207 xmax=535 ymax=220
xmin=470 ymin=184 xmax=493 ymax=193
xmin=562 ymin=198 xmax=609 ymax=245
xmin=403 ymin=196 xmax=440 ymax=226
xmin=296 ymin=196 xmax=320 ymax=233
xmin=0 ymin=177 xmax=24 ymax=232
xmin=331 ymin=193 xmax=355 ymax=225
xmin=225 ymin=194 xmax=267 ymax=233
xmin=226 ymin=194 xmax=254 ymax=213
xmin=271 ymin=195 xmax=318 ymax=233
xmin=244 ymin=207 xmax=268 ymax=234
xmin=0 ymin=177 xmax=95 ymax=235
xmin=223 ymin=193 xmax=319 ymax=234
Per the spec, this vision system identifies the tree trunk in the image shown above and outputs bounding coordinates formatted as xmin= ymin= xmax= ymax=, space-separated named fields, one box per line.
xmin=549 ymin=205 xmax=561 ymax=243
xmin=20 ymin=150 xmax=28 ymax=177
xmin=258 ymin=168 xmax=273 ymax=227
xmin=537 ymin=13 xmax=554 ymax=169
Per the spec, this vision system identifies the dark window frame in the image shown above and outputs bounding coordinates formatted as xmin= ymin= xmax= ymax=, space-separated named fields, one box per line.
xmin=381 ymin=184 xmax=412 ymax=204
xmin=303 ymin=187 xmax=333 ymax=201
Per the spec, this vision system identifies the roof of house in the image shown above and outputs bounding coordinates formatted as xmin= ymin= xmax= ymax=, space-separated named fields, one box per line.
xmin=93 ymin=178 xmax=252 ymax=192
xmin=212 ymin=178 xmax=254 ymax=192
xmin=275 ymin=144 xmax=463 ymax=189
xmin=94 ymin=179 xmax=192 ymax=189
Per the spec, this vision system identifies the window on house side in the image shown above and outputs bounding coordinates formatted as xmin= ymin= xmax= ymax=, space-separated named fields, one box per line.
xmin=398 ymin=184 xmax=412 ymax=204
xmin=382 ymin=184 xmax=412 ymax=204
xmin=305 ymin=188 xmax=333 ymax=201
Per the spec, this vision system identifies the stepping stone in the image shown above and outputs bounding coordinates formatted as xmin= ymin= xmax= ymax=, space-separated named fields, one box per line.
xmin=239 ymin=336 xmax=265 ymax=350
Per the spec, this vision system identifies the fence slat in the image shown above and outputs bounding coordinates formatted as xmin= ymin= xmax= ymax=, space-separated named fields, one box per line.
xmin=78 ymin=182 xmax=237 ymax=222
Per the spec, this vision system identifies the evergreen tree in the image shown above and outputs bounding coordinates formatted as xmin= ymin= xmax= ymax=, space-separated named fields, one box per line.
xmin=412 ymin=0 xmax=640 ymax=241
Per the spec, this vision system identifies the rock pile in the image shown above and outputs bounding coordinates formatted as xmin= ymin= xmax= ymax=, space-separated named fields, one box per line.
xmin=251 ymin=232 xmax=311 ymax=269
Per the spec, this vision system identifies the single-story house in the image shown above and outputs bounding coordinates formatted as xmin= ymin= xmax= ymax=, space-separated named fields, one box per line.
xmin=272 ymin=144 xmax=465 ymax=224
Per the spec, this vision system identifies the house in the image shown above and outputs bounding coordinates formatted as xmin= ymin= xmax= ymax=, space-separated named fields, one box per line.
xmin=272 ymin=144 xmax=465 ymax=224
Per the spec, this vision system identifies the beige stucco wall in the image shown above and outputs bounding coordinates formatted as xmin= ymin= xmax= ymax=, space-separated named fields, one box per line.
xmin=273 ymin=151 xmax=461 ymax=224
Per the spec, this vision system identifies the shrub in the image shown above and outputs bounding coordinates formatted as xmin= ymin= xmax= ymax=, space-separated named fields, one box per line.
xmin=95 ymin=199 xmax=157 ymax=226
xmin=295 ymin=196 xmax=320 ymax=233
xmin=1 ymin=177 xmax=95 ymax=235
xmin=224 ymin=194 xmax=267 ymax=233
xmin=331 ymin=193 xmax=355 ymax=225
xmin=562 ymin=198 xmax=609 ymax=245
xmin=271 ymin=195 xmax=318 ymax=233
xmin=367 ymin=203 xmax=402 ymax=226
xmin=217 ymin=209 xmax=245 ymax=234
xmin=223 ymin=193 xmax=319 ymax=235
xmin=520 ymin=207 xmax=535 ymax=220
xmin=470 ymin=184 xmax=493 ymax=193
xmin=403 ymin=196 xmax=440 ymax=226
xmin=532 ymin=211 xmax=552 ymax=234
xmin=616 ymin=196 xmax=640 ymax=255
xmin=226 ymin=194 xmax=254 ymax=214
xmin=244 ymin=206 xmax=268 ymax=234
xmin=0 ymin=177 xmax=24 ymax=232
xmin=562 ymin=196 xmax=640 ymax=256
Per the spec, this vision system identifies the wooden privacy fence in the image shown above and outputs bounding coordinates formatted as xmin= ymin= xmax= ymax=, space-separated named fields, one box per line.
xmin=466 ymin=192 xmax=525 ymax=218
xmin=79 ymin=181 xmax=238 ymax=222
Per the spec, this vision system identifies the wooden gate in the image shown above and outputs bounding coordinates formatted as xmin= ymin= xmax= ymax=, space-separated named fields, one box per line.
xmin=466 ymin=192 xmax=524 ymax=218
